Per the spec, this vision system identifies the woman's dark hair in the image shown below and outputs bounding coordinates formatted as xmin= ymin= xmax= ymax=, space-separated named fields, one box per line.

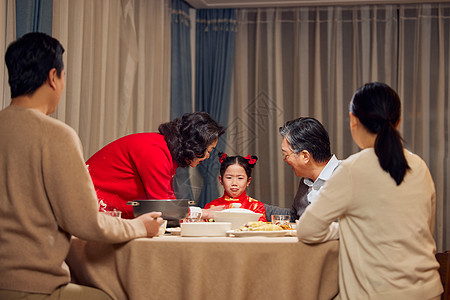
xmin=350 ymin=82 xmax=410 ymax=185
xmin=279 ymin=117 xmax=331 ymax=163
xmin=5 ymin=32 xmax=65 ymax=98
xmin=159 ymin=112 xmax=226 ymax=168
xmin=218 ymin=152 xmax=258 ymax=179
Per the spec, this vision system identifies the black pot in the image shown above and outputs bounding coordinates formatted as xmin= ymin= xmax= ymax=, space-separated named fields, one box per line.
xmin=127 ymin=199 xmax=192 ymax=225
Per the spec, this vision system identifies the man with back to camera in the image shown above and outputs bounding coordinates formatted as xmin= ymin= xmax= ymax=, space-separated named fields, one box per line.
xmin=265 ymin=117 xmax=340 ymax=222
xmin=0 ymin=32 xmax=164 ymax=299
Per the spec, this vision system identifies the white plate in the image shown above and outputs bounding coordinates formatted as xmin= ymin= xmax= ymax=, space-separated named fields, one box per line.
xmin=166 ymin=227 xmax=181 ymax=235
xmin=226 ymin=230 xmax=296 ymax=237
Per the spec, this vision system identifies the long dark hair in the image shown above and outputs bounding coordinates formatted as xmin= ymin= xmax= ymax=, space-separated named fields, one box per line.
xmin=218 ymin=152 xmax=258 ymax=178
xmin=350 ymin=82 xmax=410 ymax=185
xmin=159 ymin=112 xmax=226 ymax=168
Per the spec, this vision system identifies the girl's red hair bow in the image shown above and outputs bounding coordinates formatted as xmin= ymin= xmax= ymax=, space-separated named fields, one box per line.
xmin=219 ymin=153 xmax=228 ymax=163
xmin=244 ymin=155 xmax=256 ymax=165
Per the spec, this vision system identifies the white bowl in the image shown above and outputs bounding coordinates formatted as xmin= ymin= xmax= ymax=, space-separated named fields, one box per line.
xmin=214 ymin=208 xmax=262 ymax=229
xmin=180 ymin=222 xmax=232 ymax=237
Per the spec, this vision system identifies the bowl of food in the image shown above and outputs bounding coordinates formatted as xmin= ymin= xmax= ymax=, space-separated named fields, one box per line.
xmin=127 ymin=199 xmax=191 ymax=224
xmin=214 ymin=208 xmax=262 ymax=230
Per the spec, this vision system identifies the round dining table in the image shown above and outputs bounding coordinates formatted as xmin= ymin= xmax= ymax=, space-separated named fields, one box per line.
xmin=66 ymin=234 xmax=339 ymax=300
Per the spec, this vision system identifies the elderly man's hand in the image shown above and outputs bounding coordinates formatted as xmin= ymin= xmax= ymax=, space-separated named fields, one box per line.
xmin=201 ymin=205 xmax=225 ymax=220
xmin=137 ymin=211 xmax=164 ymax=237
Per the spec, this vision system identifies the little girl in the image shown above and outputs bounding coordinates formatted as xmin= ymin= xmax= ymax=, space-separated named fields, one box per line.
xmin=205 ymin=152 xmax=267 ymax=221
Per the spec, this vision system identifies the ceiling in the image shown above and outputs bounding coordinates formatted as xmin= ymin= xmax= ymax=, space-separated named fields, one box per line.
xmin=184 ymin=0 xmax=447 ymax=8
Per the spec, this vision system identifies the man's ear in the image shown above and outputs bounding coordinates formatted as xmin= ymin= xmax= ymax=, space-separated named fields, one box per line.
xmin=47 ymin=68 xmax=58 ymax=90
xmin=300 ymin=150 xmax=311 ymax=164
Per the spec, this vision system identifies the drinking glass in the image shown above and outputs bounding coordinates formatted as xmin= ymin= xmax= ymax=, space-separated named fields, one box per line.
xmin=271 ymin=215 xmax=290 ymax=228
xmin=158 ymin=220 xmax=168 ymax=236
xmin=183 ymin=211 xmax=201 ymax=223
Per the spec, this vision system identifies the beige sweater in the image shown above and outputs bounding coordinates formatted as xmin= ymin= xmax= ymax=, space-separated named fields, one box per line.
xmin=297 ymin=148 xmax=443 ymax=300
xmin=0 ymin=106 xmax=146 ymax=294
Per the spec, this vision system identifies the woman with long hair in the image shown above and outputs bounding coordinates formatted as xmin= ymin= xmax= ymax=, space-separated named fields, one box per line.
xmin=297 ymin=82 xmax=442 ymax=300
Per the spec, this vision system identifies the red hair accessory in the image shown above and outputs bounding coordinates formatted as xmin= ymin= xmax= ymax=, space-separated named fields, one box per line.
xmin=219 ymin=153 xmax=228 ymax=163
xmin=244 ymin=155 xmax=257 ymax=165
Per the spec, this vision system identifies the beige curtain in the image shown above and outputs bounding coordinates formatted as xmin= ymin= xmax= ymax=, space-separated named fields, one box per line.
xmin=230 ymin=4 xmax=450 ymax=251
xmin=52 ymin=0 xmax=171 ymax=159
xmin=397 ymin=4 xmax=450 ymax=252
xmin=0 ymin=0 xmax=15 ymax=109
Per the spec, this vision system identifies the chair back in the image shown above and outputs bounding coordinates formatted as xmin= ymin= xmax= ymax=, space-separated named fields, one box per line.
xmin=436 ymin=251 xmax=450 ymax=300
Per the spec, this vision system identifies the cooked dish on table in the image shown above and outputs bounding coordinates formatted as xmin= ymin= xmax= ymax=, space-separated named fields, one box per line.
xmin=238 ymin=221 xmax=294 ymax=231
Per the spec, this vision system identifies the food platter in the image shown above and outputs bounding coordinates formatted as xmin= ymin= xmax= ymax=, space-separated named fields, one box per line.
xmin=166 ymin=227 xmax=181 ymax=235
xmin=166 ymin=223 xmax=296 ymax=237
xmin=226 ymin=230 xmax=296 ymax=237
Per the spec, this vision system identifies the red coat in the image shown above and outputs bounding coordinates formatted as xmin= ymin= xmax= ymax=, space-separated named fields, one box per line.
xmin=86 ymin=133 xmax=177 ymax=219
xmin=205 ymin=191 xmax=267 ymax=222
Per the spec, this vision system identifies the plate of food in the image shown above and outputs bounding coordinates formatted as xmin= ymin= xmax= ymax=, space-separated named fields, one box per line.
xmin=227 ymin=230 xmax=295 ymax=237
xmin=166 ymin=227 xmax=181 ymax=235
xmin=226 ymin=221 xmax=296 ymax=237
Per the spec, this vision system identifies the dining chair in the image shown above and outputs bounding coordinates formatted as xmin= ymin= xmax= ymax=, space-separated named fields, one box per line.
xmin=436 ymin=250 xmax=450 ymax=300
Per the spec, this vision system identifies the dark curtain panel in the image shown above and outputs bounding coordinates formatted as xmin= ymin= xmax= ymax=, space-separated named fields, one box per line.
xmin=171 ymin=0 xmax=194 ymax=201
xmin=16 ymin=0 xmax=52 ymax=38
xmin=195 ymin=8 xmax=236 ymax=207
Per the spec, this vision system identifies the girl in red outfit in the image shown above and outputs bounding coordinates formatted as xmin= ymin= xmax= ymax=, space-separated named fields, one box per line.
xmin=204 ymin=153 xmax=267 ymax=221
xmin=86 ymin=112 xmax=225 ymax=219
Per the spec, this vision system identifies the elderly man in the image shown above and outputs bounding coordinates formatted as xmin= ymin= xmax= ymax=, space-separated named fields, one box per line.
xmin=265 ymin=117 xmax=340 ymax=222
xmin=0 ymin=32 xmax=163 ymax=299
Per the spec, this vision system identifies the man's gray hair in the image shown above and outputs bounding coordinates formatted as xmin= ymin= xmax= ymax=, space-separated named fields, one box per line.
xmin=279 ymin=117 xmax=332 ymax=163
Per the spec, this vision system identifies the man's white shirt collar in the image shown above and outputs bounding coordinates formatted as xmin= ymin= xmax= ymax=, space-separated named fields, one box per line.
xmin=304 ymin=155 xmax=340 ymax=203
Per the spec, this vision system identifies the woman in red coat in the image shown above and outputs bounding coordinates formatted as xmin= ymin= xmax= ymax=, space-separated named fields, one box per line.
xmin=86 ymin=112 xmax=225 ymax=219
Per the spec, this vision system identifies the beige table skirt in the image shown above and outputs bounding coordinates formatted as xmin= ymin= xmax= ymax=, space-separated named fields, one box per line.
xmin=67 ymin=235 xmax=339 ymax=300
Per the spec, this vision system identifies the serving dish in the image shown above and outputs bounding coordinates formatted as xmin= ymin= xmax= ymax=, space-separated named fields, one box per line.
xmin=126 ymin=199 xmax=190 ymax=221
xmin=180 ymin=222 xmax=232 ymax=237
xmin=166 ymin=227 xmax=181 ymax=235
xmin=214 ymin=208 xmax=262 ymax=229
xmin=227 ymin=230 xmax=296 ymax=237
